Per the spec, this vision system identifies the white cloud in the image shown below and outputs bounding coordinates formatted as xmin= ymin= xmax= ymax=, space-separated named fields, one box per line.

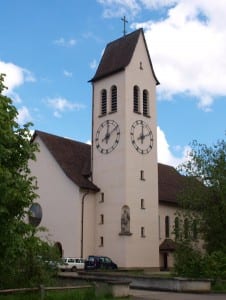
xmin=90 ymin=59 xmax=97 ymax=70
xmin=53 ymin=38 xmax=77 ymax=47
xmin=140 ymin=0 xmax=178 ymax=9
xmin=97 ymin=0 xmax=140 ymax=18
xmin=17 ymin=106 xmax=32 ymax=125
xmin=46 ymin=97 xmax=86 ymax=117
xmin=63 ymin=70 xmax=73 ymax=77
xmin=0 ymin=61 xmax=35 ymax=97
xmin=157 ymin=126 xmax=190 ymax=167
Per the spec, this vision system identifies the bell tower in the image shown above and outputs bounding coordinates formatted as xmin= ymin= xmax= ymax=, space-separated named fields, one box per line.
xmin=90 ymin=29 xmax=160 ymax=269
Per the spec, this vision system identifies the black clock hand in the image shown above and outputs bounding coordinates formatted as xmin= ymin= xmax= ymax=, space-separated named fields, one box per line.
xmin=137 ymin=124 xmax=145 ymax=144
xmin=102 ymin=123 xmax=110 ymax=143
xmin=108 ymin=125 xmax=117 ymax=136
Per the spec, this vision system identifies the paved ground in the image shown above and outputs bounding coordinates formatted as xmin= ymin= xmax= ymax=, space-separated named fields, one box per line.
xmin=130 ymin=289 xmax=226 ymax=300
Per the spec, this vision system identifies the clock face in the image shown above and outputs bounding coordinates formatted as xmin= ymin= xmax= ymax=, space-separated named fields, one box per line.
xmin=130 ymin=120 xmax=153 ymax=154
xmin=95 ymin=120 xmax=120 ymax=154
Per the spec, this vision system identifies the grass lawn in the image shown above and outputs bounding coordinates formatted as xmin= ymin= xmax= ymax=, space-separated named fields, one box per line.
xmin=0 ymin=288 xmax=130 ymax=300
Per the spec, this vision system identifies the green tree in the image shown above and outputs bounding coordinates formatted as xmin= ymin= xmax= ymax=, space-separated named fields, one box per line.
xmin=174 ymin=136 xmax=226 ymax=278
xmin=0 ymin=74 xmax=59 ymax=288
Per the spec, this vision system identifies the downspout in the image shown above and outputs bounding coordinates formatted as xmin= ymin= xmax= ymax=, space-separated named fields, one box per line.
xmin=81 ymin=190 xmax=89 ymax=258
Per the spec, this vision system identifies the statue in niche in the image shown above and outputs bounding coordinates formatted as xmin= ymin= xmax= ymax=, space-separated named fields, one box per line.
xmin=121 ymin=205 xmax=130 ymax=234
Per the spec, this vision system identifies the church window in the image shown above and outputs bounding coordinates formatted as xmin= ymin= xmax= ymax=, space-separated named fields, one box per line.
xmin=100 ymin=192 xmax=104 ymax=203
xmin=143 ymin=89 xmax=149 ymax=117
xmin=184 ymin=218 xmax=189 ymax=239
xmin=192 ymin=220 xmax=198 ymax=240
xmin=139 ymin=61 xmax=143 ymax=70
xmin=141 ymin=198 xmax=145 ymax=209
xmin=111 ymin=85 xmax=117 ymax=113
xmin=165 ymin=216 xmax=170 ymax=238
xmin=54 ymin=242 xmax=63 ymax=257
xmin=140 ymin=170 xmax=145 ymax=181
xmin=99 ymin=236 xmax=104 ymax=247
xmin=28 ymin=202 xmax=42 ymax=227
xmin=100 ymin=89 xmax=107 ymax=116
xmin=100 ymin=214 xmax=104 ymax=224
xmin=141 ymin=226 xmax=145 ymax=237
xmin=174 ymin=217 xmax=179 ymax=240
xmin=133 ymin=85 xmax=140 ymax=113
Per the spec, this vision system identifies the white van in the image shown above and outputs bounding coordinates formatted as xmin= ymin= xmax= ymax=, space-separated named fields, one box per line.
xmin=59 ymin=257 xmax=85 ymax=271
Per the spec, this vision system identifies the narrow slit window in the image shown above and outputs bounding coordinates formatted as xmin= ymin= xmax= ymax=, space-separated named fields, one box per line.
xmin=100 ymin=214 xmax=104 ymax=224
xmin=100 ymin=236 xmax=104 ymax=247
xmin=100 ymin=192 xmax=104 ymax=203
xmin=141 ymin=198 xmax=145 ymax=209
xmin=141 ymin=226 xmax=145 ymax=237
xmin=140 ymin=170 xmax=145 ymax=181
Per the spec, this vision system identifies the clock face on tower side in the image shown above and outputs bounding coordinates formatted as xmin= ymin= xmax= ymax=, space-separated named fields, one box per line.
xmin=130 ymin=120 xmax=153 ymax=154
xmin=95 ymin=120 xmax=120 ymax=154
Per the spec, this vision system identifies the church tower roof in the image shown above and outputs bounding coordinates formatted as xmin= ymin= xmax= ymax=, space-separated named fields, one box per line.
xmin=90 ymin=28 xmax=159 ymax=84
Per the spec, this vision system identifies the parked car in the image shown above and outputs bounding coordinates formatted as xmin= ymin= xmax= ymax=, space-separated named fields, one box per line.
xmin=85 ymin=255 xmax=118 ymax=270
xmin=59 ymin=257 xmax=85 ymax=272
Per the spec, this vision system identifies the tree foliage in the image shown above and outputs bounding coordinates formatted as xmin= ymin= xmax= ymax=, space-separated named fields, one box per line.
xmin=0 ymin=74 xmax=59 ymax=288
xmin=174 ymin=136 xmax=226 ymax=279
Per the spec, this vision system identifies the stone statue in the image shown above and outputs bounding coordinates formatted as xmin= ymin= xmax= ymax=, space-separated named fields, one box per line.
xmin=121 ymin=206 xmax=130 ymax=233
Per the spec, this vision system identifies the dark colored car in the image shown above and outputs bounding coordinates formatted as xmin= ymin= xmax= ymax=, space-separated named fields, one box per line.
xmin=85 ymin=255 xmax=118 ymax=270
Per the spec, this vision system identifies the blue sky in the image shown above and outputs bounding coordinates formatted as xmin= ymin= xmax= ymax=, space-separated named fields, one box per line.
xmin=1 ymin=0 xmax=225 ymax=167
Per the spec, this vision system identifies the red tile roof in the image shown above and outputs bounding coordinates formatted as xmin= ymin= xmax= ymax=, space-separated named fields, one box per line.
xmin=33 ymin=130 xmax=99 ymax=192
xmin=159 ymin=238 xmax=176 ymax=251
xmin=158 ymin=163 xmax=189 ymax=205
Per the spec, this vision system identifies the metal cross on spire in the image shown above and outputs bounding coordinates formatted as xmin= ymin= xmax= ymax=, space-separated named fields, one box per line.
xmin=121 ymin=16 xmax=128 ymax=36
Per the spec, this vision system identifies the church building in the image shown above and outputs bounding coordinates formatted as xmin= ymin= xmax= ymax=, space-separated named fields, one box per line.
xmin=29 ymin=28 xmax=188 ymax=270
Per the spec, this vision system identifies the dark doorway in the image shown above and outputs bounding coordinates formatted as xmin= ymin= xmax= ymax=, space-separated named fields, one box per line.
xmin=163 ymin=253 xmax=168 ymax=270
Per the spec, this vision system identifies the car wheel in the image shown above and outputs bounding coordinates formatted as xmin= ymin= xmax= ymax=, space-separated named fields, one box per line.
xmin=71 ymin=266 xmax=77 ymax=272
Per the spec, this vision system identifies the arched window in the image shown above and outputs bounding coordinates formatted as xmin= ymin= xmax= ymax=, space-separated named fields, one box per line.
xmin=101 ymin=89 xmax=107 ymax=115
xmin=54 ymin=242 xmax=63 ymax=258
xmin=192 ymin=219 xmax=198 ymax=240
xmin=165 ymin=216 xmax=170 ymax=238
xmin=133 ymin=85 xmax=140 ymax=113
xmin=111 ymin=85 xmax=117 ymax=113
xmin=174 ymin=217 xmax=179 ymax=240
xmin=184 ymin=218 xmax=189 ymax=239
xmin=143 ymin=89 xmax=149 ymax=116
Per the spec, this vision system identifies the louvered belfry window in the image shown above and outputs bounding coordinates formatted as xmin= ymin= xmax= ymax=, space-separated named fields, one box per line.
xmin=143 ymin=89 xmax=149 ymax=116
xmin=133 ymin=85 xmax=140 ymax=113
xmin=101 ymin=89 xmax=107 ymax=115
xmin=111 ymin=85 xmax=117 ymax=113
